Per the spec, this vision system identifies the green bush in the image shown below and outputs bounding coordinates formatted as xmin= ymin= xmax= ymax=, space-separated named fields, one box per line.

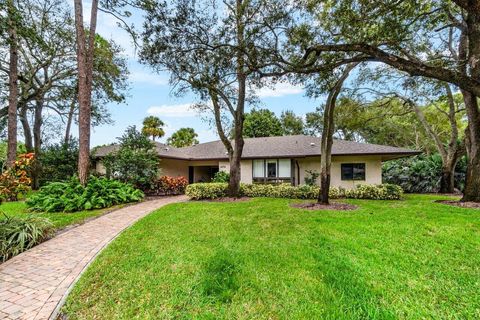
xmin=103 ymin=126 xmax=160 ymax=190
xmin=345 ymin=184 xmax=403 ymax=200
xmin=186 ymin=182 xmax=403 ymax=200
xmin=383 ymin=154 xmax=466 ymax=193
xmin=304 ymin=170 xmax=320 ymax=186
xmin=212 ymin=171 xmax=230 ymax=183
xmin=26 ymin=176 xmax=144 ymax=212
xmin=0 ymin=215 xmax=54 ymax=262
xmin=185 ymin=183 xmax=228 ymax=200
xmin=39 ymin=140 xmax=78 ymax=185
xmin=186 ymin=183 xmax=343 ymax=200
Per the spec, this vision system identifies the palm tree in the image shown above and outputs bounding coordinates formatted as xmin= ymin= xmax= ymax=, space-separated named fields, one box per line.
xmin=166 ymin=127 xmax=199 ymax=147
xmin=142 ymin=116 xmax=165 ymax=141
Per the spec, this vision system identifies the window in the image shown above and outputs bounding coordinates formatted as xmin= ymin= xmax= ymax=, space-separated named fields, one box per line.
xmin=278 ymin=159 xmax=291 ymax=177
xmin=267 ymin=160 xmax=277 ymax=177
xmin=252 ymin=159 xmax=292 ymax=181
xmin=253 ymin=160 xmax=265 ymax=178
xmin=341 ymin=163 xmax=366 ymax=181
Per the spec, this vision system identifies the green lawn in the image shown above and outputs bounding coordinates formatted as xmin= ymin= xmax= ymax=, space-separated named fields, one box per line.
xmin=63 ymin=194 xmax=480 ymax=319
xmin=0 ymin=201 xmax=120 ymax=230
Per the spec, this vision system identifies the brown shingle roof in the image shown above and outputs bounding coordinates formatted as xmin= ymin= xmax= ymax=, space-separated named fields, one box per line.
xmin=92 ymin=135 xmax=420 ymax=160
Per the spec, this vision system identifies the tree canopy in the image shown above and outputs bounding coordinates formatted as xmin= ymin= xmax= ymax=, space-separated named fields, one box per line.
xmin=141 ymin=116 xmax=165 ymax=141
xmin=167 ymin=128 xmax=199 ymax=148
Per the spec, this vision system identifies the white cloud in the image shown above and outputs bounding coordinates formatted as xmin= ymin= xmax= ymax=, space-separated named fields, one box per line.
xmin=257 ymin=83 xmax=304 ymax=98
xmin=147 ymin=103 xmax=199 ymax=118
xmin=129 ymin=71 xmax=168 ymax=86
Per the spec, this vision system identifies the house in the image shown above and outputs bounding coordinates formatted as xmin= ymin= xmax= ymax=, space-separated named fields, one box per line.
xmin=92 ymin=135 xmax=419 ymax=189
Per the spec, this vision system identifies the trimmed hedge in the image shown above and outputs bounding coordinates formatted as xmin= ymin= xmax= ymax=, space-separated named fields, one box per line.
xmin=185 ymin=183 xmax=229 ymax=200
xmin=240 ymin=183 xmax=342 ymax=199
xmin=185 ymin=182 xmax=403 ymax=200
xmin=345 ymin=184 xmax=403 ymax=200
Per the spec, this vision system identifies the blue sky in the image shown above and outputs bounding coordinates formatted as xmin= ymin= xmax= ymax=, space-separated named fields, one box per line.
xmin=77 ymin=2 xmax=320 ymax=147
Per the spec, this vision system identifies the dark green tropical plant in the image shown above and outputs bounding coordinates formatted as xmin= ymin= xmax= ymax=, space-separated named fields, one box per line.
xmin=383 ymin=154 xmax=466 ymax=193
xmin=26 ymin=176 xmax=144 ymax=212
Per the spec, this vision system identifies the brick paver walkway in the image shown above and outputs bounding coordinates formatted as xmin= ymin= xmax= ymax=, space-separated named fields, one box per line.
xmin=0 ymin=196 xmax=187 ymax=320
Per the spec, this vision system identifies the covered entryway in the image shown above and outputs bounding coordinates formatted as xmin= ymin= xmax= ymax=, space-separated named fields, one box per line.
xmin=188 ymin=165 xmax=219 ymax=183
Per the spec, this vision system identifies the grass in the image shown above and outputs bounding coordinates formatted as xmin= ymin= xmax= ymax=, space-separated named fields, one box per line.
xmin=62 ymin=194 xmax=480 ymax=319
xmin=0 ymin=201 xmax=120 ymax=230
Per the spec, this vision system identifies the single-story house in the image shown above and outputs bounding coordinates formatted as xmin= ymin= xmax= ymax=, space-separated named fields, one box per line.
xmin=92 ymin=135 xmax=420 ymax=189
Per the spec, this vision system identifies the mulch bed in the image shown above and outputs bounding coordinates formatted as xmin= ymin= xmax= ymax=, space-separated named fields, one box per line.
xmin=291 ymin=202 xmax=358 ymax=211
xmin=435 ymin=200 xmax=480 ymax=209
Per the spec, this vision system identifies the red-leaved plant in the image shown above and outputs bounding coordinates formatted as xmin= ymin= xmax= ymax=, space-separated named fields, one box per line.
xmin=0 ymin=153 xmax=35 ymax=201
xmin=147 ymin=176 xmax=188 ymax=196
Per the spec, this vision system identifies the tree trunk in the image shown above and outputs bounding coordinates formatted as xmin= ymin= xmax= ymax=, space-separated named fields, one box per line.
xmin=6 ymin=0 xmax=18 ymax=168
xmin=19 ymin=104 xmax=33 ymax=152
xmin=226 ymin=0 xmax=246 ymax=198
xmin=31 ymin=99 xmax=43 ymax=189
xmin=439 ymin=167 xmax=455 ymax=194
xmin=228 ymin=148 xmax=242 ymax=197
xmin=318 ymin=63 xmax=358 ymax=204
xmin=461 ymin=90 xmax=480 ymax=201
xmin=74 ymin=0 xmax=98 ymax=185
xmin=64 ymin=99 xmax=76 ymax=144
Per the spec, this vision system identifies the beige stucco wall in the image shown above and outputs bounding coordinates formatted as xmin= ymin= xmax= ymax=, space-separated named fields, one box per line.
xmin=95 ymin=155 xmax=382 ymax=189
xmin=95 ymin=161 xmax=106 ymax=175
xmin=295 ymin=156 xmax=321 ymax=186
xmin=219 ymin=160 xmax=253 ymax=184
xmin=294 ymin=155 xmax=382 ymax=189
xmin=331 ymin=155 xmax=382 ymax=189
xmin=160 ymin=158 xmax=189 ymax=177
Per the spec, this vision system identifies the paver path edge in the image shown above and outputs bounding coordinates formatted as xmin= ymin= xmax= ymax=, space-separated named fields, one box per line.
xmin=0 ymin=196 xmax=188 ymax=320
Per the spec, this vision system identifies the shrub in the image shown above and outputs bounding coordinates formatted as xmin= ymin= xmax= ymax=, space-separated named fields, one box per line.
xmin=212 ymin=171 xmax=230 ymax=183
xmin=186 ymin=183 xmax=343 ymax=200
xmin=147 ymin=176 xmax=188 ymax=195
xmin=345 ymin=184 xmax=403 ymax=200
xmin=26 ymin=176 xmax=144 ymax=212
xmin=185 ymin=183 xmax=228 ymax=200
xmin=103 ymin=126 xmax=159 ymax=190
xmin=38 ymin=140 xmax=78 ymax=185
xmin=0 ymin=153 xmax=34 ymax=201
xmin=0 ymin=214 xmax=54 ymax=262
xmin=383 ymin=154 xmax=466 ymax=193
xmin=304 ymin=170 xmax=320 ymax=186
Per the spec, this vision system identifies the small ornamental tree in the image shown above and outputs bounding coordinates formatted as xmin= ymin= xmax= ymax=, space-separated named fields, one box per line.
xmin=103 ymin=126 xmax=159 ymax=190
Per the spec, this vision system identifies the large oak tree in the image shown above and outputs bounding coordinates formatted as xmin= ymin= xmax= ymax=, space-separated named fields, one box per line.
xmin=292 ymin=0 xmax=480 ymax=201
xmin=140 ymin=0 xmax=291 ymax=196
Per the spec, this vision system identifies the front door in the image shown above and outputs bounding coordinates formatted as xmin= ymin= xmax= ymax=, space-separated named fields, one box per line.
xmin=188 ymin=166 xmax=194 ymax=184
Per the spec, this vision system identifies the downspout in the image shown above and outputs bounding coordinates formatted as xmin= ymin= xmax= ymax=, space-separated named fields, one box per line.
xmin=295 ymin=160 xmax=300 ymax=186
